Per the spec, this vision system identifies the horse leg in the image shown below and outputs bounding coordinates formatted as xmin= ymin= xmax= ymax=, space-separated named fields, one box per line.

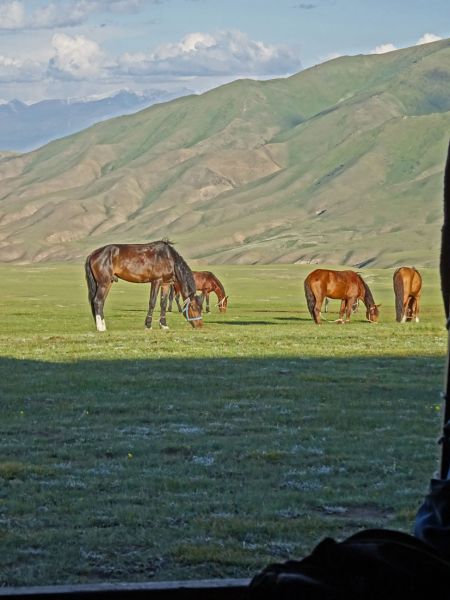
xmin=336 ymin=300 xmax=346 ymax=323
xmin=312 ymin=300 xmax=322 ymax=324
xmin=159 ymin=285 xmax=170 ymax=330
xmin=324 ymin=297 xmax=329 ymax=313
xmin=145 ymin=281 xmax=161 ymax=329
xmin=414 ymin=296 xmax=420 ymax=323
xmin=333 ymin=300 xmax=344 ymax=323
xmin=167 ymin=285 xmax=174 ymax=312
xmin=206 ymin=292 xmax=210 ymax=313
xmin=344 ymin=299 xmax=354 ymax=323
xmin=401 ymin=286 xmax=411 ymax=323
xmin=175 ymin=291 xmax=182 ymax=313
xmin=93 ymin=281 xmax=112 ymax=332
xmin=401 ymin=299 xmax=408 ymax=323
xmin=408 ymin=296 xmax=419 ymax=322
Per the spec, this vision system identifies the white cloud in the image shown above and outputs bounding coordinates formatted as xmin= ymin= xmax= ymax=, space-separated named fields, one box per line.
xmin=0 ymin=0 xmax=145 ymax=30
xmin=371 ymin=33 xmax=443 ymax=56
xmin=117 ymin=30 xmax=302 ymax=77
xmin=0 ymin=26 xmax=302 ymax=100
xmin=416 ymin=33 xmax=442 ymax=45
xmin=373 ymin=43 xmax=398 ymax=54
xmin=48 ymin=33 xmax=106 ymax=80
xmin=0 ymin=54 xmax=42 ymax=82
xmin=0 ymin=1 xmax=25 ymax=29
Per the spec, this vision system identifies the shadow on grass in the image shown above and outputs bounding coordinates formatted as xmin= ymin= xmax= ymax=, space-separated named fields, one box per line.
xmin=1 ymin=355 xmax=444 ymax=404
xmin=0 ymin=354 xmax=445 ymax=587
xmin=218 ymin=320 xmax=276 ymax=326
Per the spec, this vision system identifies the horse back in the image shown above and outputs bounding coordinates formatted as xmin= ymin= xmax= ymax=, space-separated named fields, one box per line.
xmin=90 ymin=242 xmax=175 ymax=284
xmin=193 ymin=271 xmax=222 ymax=294
xmin=306 ymin=269 xmax=360 ymax=299
xmin=394 ymin=267 xmax=422 ymax=297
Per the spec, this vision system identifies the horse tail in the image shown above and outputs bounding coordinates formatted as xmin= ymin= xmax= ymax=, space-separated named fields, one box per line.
xmin=393 ymin=268 xmax=404 ymax=322
xmin=85 ymin=254 xmax=97 ymax=320
xmin=304 ymin=277 xmax=316 ymax=319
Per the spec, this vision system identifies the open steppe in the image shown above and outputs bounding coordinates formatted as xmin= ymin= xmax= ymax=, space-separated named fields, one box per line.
xmin=0 ymin=263 xmax=446 ymax=585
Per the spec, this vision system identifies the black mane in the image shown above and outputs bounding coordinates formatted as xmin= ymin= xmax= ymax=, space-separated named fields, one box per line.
xmin=166 ymin=243 xmax=196 ymax=298
xmin=359 ymin=276 xmax=375 ymax=307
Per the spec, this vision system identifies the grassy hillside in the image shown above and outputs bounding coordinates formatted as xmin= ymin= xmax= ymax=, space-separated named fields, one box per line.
xmin=1 ymin=39 xmax=450 ymax=266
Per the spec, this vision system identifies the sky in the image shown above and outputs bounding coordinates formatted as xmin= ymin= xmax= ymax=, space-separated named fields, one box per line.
xmin=0 ymin=0 xmax=448 ymax=103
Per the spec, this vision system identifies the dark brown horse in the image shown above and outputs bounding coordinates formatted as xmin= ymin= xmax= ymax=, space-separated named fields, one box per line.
xmin=304 ymin=268 xmax=380 ymax=325
xmin=393 ymin=266 xmax=422 ymax=323
xmin=85 ymin=240 xmax=203 ymax=331
xmin=169 ymin=271 xmax=228 ymax=313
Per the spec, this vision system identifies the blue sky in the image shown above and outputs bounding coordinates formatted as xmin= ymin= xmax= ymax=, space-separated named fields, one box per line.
xmin=0 ymin=0 xmax=448 ymax=102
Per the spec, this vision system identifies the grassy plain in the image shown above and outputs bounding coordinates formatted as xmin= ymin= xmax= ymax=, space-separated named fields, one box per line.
xmin=0 ymin=263 xmax=447 ymax=586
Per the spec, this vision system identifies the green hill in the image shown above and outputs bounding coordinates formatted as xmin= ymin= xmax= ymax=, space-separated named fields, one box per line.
xmin=1 ymin=39 xmax=450 ymax=266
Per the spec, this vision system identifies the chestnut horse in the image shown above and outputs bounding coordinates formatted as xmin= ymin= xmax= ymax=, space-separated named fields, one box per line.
xmin=169 ymin=271 xmax=228 ymax=313
xmin=393 ymin=266 xmax=422 ymax=323
xmin=304 ymin=269 xmax=380 ymax=325
xmin=85 ymin=240 xmax=203 ymax=331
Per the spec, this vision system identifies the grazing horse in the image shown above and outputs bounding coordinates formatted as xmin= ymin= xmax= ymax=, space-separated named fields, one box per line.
xmin=393 ymin=266 xmax=422 ymax=323
xmin=84 ymin=240 xmax=203 ymax=331
xmin=304 ymin=269 xmax=380 ymax=325
xmin=169 ymin=270 xmax=228 ymax=313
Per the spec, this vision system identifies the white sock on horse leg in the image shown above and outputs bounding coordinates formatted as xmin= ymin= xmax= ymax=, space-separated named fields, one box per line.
xmin=96 ymin=314 xmax=106 ymax=331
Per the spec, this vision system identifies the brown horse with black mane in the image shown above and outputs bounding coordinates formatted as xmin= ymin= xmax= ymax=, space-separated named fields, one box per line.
xmin=85 ymin=240 xmax=203 ymax=331
xmin=393 ymin=266 xmax=422 ymax=323
xmin=169 ymin=270 xmax=228 ymax=313
xmin=304 ymin=268 xmax=380 ymax=325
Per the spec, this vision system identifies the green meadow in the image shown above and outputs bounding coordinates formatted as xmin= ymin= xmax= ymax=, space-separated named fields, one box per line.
xmin=0 ymin=263 xmax=447 ymax=586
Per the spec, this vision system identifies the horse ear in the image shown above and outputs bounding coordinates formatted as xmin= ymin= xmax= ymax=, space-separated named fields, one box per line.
xmin=376 ymin=303 xmax=382 ymax=308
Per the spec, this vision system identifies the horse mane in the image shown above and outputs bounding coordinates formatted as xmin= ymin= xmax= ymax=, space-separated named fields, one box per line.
xmin=440 ymin=139 xmax=450 ymax=318
xmin=358 ymin=275 xmax=375 ymax=307
xmin=211 ymin=273 xmax=226 ymax=297
xmin=165 ymin=243 xmax=196 ymax=297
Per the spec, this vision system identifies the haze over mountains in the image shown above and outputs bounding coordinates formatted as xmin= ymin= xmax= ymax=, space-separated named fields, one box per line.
xmin=1 ymin=39 xmax=450 ymax=266
xmin=0 ymin=89 xmax=193 ymax=153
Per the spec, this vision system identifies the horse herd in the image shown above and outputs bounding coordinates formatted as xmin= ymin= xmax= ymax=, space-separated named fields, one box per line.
xmin=84 ymin=240 xmax=422 ymax=331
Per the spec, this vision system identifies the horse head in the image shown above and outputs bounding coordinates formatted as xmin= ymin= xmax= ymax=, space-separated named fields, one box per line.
xmin=217 ymin=295 xmax=228 ymax=313
xmin=182 ymin=295 xmax=203 ymax=328
xmin=367 ymin=304 xmax=381 ymax=323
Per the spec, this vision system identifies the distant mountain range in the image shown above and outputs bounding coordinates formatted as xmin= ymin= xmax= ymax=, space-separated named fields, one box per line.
xmin=0 ymin=89 xmax=193 ymax=152
xmin=1 ymin=39 xmax=450 ymax=266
